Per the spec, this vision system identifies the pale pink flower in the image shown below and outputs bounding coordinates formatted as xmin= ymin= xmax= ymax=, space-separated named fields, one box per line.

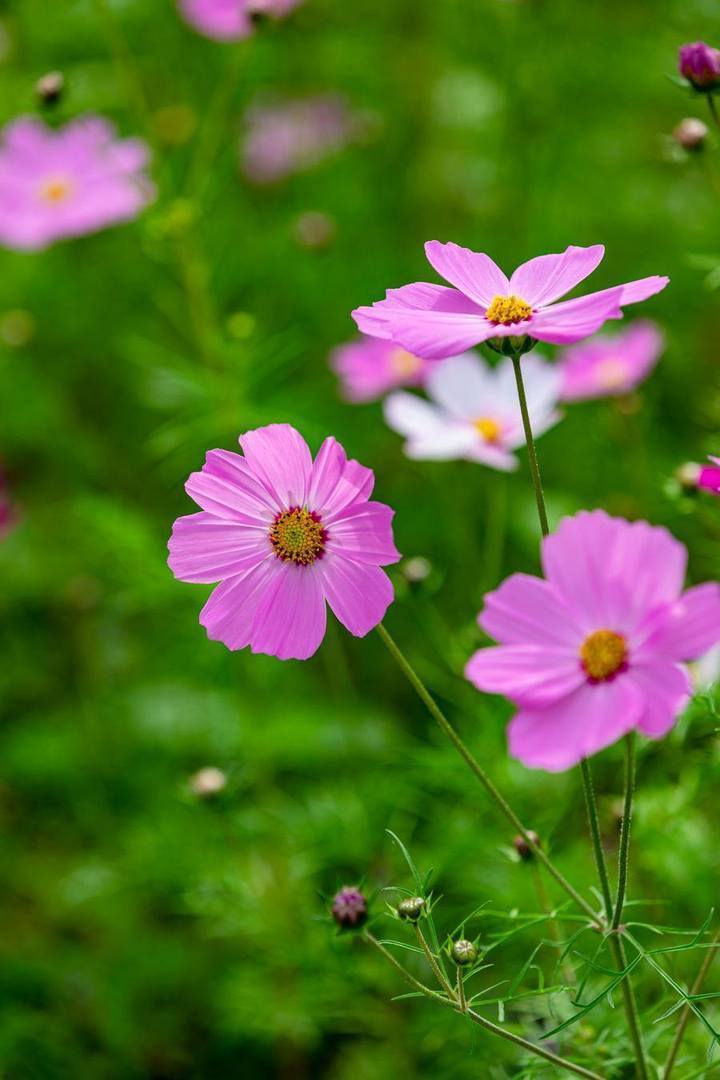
xmin=242 ymin=96 xmax=354 ymax=183
xmin=331 ymin=335 xmax=432 ymax=403
xmin=168 ymin=424 xmax=400 ymax=660
xmin=559 ymin=320 xmax=664 ymax=402
xmin=353 ymin=242 xmax=669 ymax=359
xmin=384 ymin=353 xmax=561 ymax=470
xmin=0 ymin=116 xmax=152 ymax=252
xmin=178 ymin=0 xmax=302 ymax=41
xmin=466 ymin=510 xmax=720 ymax=771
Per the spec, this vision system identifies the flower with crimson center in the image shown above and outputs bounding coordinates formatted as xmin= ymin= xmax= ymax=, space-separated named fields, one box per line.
xmin=465 ymin=510 xmax=720 ymax=772
xmin=168 ymin=423 xmax=400 ymax=661
xmin=352 ymin=241 xmax=668 ymax=359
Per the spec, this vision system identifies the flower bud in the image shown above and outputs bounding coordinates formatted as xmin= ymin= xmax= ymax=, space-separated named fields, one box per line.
xmin=402 ymin=556 xmax=432 ymax=583
xmin=451 ymin=938 xmax=478 ymax=966
xmin=36 ymin=71 xmax=64 ymax=106
xmin=676 ymin=459 xmax=720 ymax=495
xmin=190 ymin=766 xmax=227 ymax=797
xmin=397 ymin=896 xmax=425 ymax=922
xmin=678 ymin=42 xmax=720 ymax=91
xmin=673 ymin=117 xmax=709 ymax=150
xmin=331 ymin=886 xmax=367 ymax=929
xmin=513 ymin=830 xmax=541 ymax=862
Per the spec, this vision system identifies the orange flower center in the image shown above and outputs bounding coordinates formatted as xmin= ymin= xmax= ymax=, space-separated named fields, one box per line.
xmin=473 ymin=417 xmax=502 ymax=443
xmin=596 ymin=358 xmax=628 ymax=390
xmin=485 ymin=294 xmax=533 ymax=325
xmin=580 ymin=629 xmax=627 ymax=681
xmin=270 ymin=507 xmax=326 ymax=565
xmin=390 ymin=347 xmax=422 ymax=378
xmin=39 ymin=176 xmax=73 ymax=204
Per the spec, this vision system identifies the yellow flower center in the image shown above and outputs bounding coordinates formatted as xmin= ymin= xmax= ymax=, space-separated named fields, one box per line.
xmin=485 ymin=294 xmax=533 ymax=325
xmin=39 ymin=176 xmax=73 ymax=204
xmin=473 ymin=417 xmax=502 ymax=443
xmin=580 ymin=629 xmax=627 ymax=681
xmin=270 ymin=507 xmax=327 ymax=565
xmin=390 ymin=347 xmax=422 ymax=378
xmin=596 ymin=358 xmax=628 ymax=390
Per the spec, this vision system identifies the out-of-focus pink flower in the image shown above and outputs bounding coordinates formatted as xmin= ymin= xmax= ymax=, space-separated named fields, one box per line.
xmin=242 ymin=96 xmax=355 ymax=183
xmin=0 ymin=466 xmax=18 ymax=538
xmin=178 ymin=0 xmax=302 ymax=41
xmin=699 ymin=456 xmax=720 ymax=494
xmin=558 ymin=321 xmax=664 ymax=402
xmin=353 ymin=242 xmax=669 ymax=359
xmin=331 ymin=335 xmax=433 ymax=403
xmin=168 ymin=423 xmax=400 ymax=661
xmin=0 ymin=116 xmax=153 ymax=252
xmin=384 ymin=353 xmax=561 ymax=471
xmin=465 ymin=510 xmax=720 ymax=771
xmin=673 ymin=117 xmax=709 ymax=150
xmin=679 ymin=42 xmax=720 ymax=90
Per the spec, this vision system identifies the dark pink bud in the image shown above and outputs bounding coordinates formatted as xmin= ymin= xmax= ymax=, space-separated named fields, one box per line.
xmin=679 ymin=42 xmax=720 ymax=90
xmin=699 ymin=458 xmax=720 ymax=495
xmin=331 ymin=886 xmax=367 ymax=929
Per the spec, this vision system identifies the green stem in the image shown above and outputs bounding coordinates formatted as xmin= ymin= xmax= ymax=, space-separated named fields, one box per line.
xmin=580 ymin=758 xmax=614 ymax=923
xmin=612 ymin=734 xmax=636 ymax=929
xmin=185 ymin=45 xmax=245 ymax=200
xmin=92 ymin=0 xmax=155 ymax=146
xmin=364 ymin=933 xmax=605 ymax=1079
xmin=708 ymin=94 xmax=720 ymax=134
xmin=415 ymin=924 xmax=456 ymax=998
xmin=662 ymin=928 xmax=720 ymax=1078
xmin=456 ymin=967 xmax=467 ymax=1012
xmin=376 ymin=623 xmax=597 ymax=921
xmin=510 ymin=352 xmax=550 ymax=537
xmin=174 ymin=230 xmax=220 ymax=367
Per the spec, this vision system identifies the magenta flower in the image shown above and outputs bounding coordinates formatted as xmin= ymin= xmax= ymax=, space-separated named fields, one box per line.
xmin=465 ymin=510 xmax=720 ymax=772
xmin=0 ymin=116 xmax=152 ymax=252
xmin=679 ymin=42 xmax=720 ymax=90
xmin=242 ymin=96 xmax=355 ymax=184
xmin=178 ymin=0 xmax=302 ymax=40
xmin=168 ymin=424 xmax=400 ymax=660
xmin=331 ymin=335 xmax=432 ymax=403
xmin=559 ymin=320 xmax=664 ymax=402
xmin=699 ymin=456 xmax=720 ymax=494
xmin=353 ymin=242 xmax=669 ymax=360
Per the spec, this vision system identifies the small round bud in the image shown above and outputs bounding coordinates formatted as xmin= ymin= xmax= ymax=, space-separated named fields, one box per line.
xmin=513 ymin=830 xmax=541 ymax=862
xmin=673 ymin=117 xmax=709 ymax=151
xmin=293 ymin=211 xmax=336 ymax=249
xmin=331 ymin=886 xmax=367 ymax=929
xmin=36 ymin=71 xmax=64 ymax=106
xmin=190 ymin=766 xmax=227 ymax=797
xmin=451 ymin=939 xmax=478 ymax=966
xmin=678 ymin=42 xmax=720 ymax=91
xmin=397 ymin=896 xmax=425 ymax=922
xmin=402 ymin=556 xmax=432 ymax=583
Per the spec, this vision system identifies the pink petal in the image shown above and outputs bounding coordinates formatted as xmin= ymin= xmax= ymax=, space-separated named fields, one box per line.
xmin=465 ymin=644 xmax=584 ymax=707
xmin=529 ymin=289 xmax=624 ymax=345
xmin=508 ymin=677 xmax=644 ymax=772
xmin=479 ymin=573 xmax=584 ymax=647
xmin=250 ymin=563 xmax=327 ymax=660
xmin=322 ymin=457 xmax=375 ymax=517
xmin=366 ymin=306 xmax=496 ymax=360
xmin=326 ymin=501 xmax=400 ymax=565
xmin=168 ymin=511 xmax=270 ymax=583
xmin=643 ymin=583 xmax=720 ymax=661
xmin=199 ymin=557 xmax=279 ymax=651
xmin=239 ymin=423 xmax=312 ymax=508
xmin=424 ymin=241 xmax=510 ymax=307
xmin=307 ymin=436 xmax=346 ymax=513
xmin=628 ymin=662 xmax=691 ymax=738
xmin=186 ymin=449 xmax=279 ymax=522
xmin=317 ymin=555 xmax=394 ymax=636
xmin=509 ymin=245 xmax=605 ymax=307
xmin=352 ymin=282 xmax=483 ymax=343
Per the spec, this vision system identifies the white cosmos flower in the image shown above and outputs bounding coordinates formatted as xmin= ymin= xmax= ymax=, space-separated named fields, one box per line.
xmin=383 ymin=352 xmax=562 ymax=471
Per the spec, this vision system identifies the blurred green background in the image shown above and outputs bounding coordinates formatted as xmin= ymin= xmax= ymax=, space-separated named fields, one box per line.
xmin=1 ymin=0 xmax=720 ymax=1076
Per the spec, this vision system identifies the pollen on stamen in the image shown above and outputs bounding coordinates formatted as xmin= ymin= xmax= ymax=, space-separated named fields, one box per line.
xmin=580 ymin=629 xmax=628 ymax=682
xmin=39 ymin=177 xmax=73 ymax=204
xmin=269 ymin=506 xmax=327 ymax=566
xmin=485 ymin=294 xmax=533 ymax=326
xmin=473 ymin=417 xmax=502 ymax=443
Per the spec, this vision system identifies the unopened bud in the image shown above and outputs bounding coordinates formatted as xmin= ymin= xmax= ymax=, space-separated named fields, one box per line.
xmin=673 ymin=117 xmax=709 ymax=150
xmin=513 ymin=830 xmax=541 ymax=862
xmin=331 ymin=886 xmax=367 ymax=929
xmin=451 ymin=938 xmax=478 ymax=966
xmin=397 ymin=896 xmax=425 ymax=922
xmin=36 ymin=71 xmax=64 ymax=106
xmin=190 ymin=766 xmax=227 ymax=797
xmin=678 ymin=42 xmax=720 ymax=91
xmin=402 ymin=556 xmax=432 ymax=583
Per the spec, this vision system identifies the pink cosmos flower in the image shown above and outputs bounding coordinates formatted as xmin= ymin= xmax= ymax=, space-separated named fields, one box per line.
xmin=698 ymin=456 xmax=720 ymax=494
xmin=465 ymin=510 xmax=720 ymax=772
xmin=178 ymin=0 xmax=302 ymax=41
xmin=384 ymin=353 xmax=561 ymax=471
xmin=0 ymin=116 xmax=152 ymax=252
xmin=353 ymin=242 xmax=669 ymax=359
xmin=331 ymin=335 xmax=432 ymax=403
xmin=559 ymin=320 xmax=664 ymax=402
xmin=242 ymin=96 xmax=354 ymax=184
xmin=168 ymin=423 xmax=400 ymax=660
xmin=678 ymin=42 xmax=720 ymax=90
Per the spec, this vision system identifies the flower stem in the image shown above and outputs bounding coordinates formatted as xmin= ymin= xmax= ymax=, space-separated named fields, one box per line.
xmin=662 ymin=928 xmax=720 ymax=1078
xmin=376 ymin=622 xmax=597 ymax=921
xmin=415 ymin=924 xmax=456 ymax=998
xmin=510 ymin=352 xmax=550 ymax=537
xmin=707 ymin=93 xmax=720 ymax=134
xmin=580 ymin=758 xmax=614 ymax=923
xmin=456 ymin=967 xmax=467 ymax=1012
xmin=92 ymin=0 xmax=155 ymax=147
xmin=612 ymin=733 xmax=636 ymax=929
xmin=364 ymin=932 xmax=605 ymax=1079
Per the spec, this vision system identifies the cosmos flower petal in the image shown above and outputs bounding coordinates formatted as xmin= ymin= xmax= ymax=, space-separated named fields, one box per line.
xmin=307 ymin=436 xmax=347 ymax=513
xmin=318 ymin=555 xmax=394 ymax=636
xmin=465 ymin=444 xmax=519 ymax=471
xmin=529 ymin=290 xmax=625 ymax=345
xmin=199 ymin=557 xmax=280 ymax=650
xmin=424 ymin=240 xmax=510 ymax=307
xmin=508 ymin=678 xmax=644 ymax=772
xmin=326 ymin=502 xmax=400 ymax=565
xmin=628 ymin=662 xmax=691 ymax=737
xmin=186 ymin=449 xmax=279 ymax=522
xmin=323 ymin=457 xmax=375 ymax=517
xmin=384 ymin=392 xmax=478 ymax=459
xmin=559 ymin=320 xmax=664 ymax=402
xmin=179 ymin=0 xmax=253 ymax=39
xmin=371 ymin=306 xmax=496 ymax=359
xmin=331 ymin=335 xmax=429 ymax=402
xmin=479 ymin=573 xmax=585 ymax=647
xmin=644 ymin=583 xmax=720 ymax=660
xmin=509 ymin=245 xmax=605 ymax=307
xmin=168 ymin=511 xmax=270 ymax=582
xmin=425 ymin=353 xmax=495 ymax=417
xmin=465 ymin=644 xmax=584 ymax=708
xmin=239 ymin=422 xmax=313 ymax=508
xmin=250 ymin=563 xmax=327 ymax=660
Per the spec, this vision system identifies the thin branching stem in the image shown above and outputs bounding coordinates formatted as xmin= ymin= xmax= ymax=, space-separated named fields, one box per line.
xmin=510 ymin=352 xmax=550 ymax=537
xmin=662 ymin=928 xmax=720 ymax=1078
xmin=708 ymin=94 xmax=720 ymax=134
xmin=613 ymin=733 xmax=636 ymax=929
xmin=456 ymin=967 xmax=467 ymax=1012
xmin=580 ymin=758 xmax=614 ymax=923
xmin=415 ymin=924 xmax=456 ymax=998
